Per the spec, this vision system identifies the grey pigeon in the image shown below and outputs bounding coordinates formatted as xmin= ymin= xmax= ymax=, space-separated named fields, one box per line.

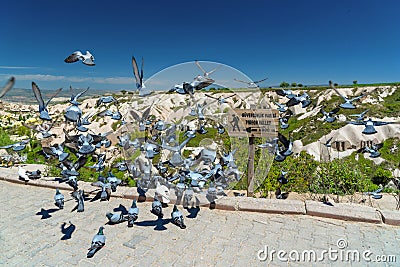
xmin=151 ymin=197 xmax=163 ymax=218
xmin=67 ymin=175 xmax=79 ymax=191
xmin=320 ymin=107 xmax=340 ymax=123
xmin=106 ymin=212 xmax=127 ymax=224
xmin=0 ymin=139 xmax=30 ymax=152
xmin=97 ymin=95 xmax=117 ymax=106
xmin=87 ymin=227 xmax=105 ymax=258
xmin=330 ymin=81 xmax=365 ymax=109
xmin=65 ymin=105 xmax=82 ymax=122
xmin=107 ymin=172 xmax=121 ymax=192
xmin=127 ymin=199 xmax=139 ymax=227
xmin=234 ymin=77 xmax=268 ymax=88
xmin=69 ymin=86 xmax=89 ymax=105
xmin=205 ymin=93 xmax=235 ymax=105
xmin=347 ymin=118 xmax=392 ymax=135
xmin=0 ymin=77 xmax=15 ymax=98
xmin=132 ymin=56 xmax=152 ymax=97
xmin=26 ymin=169 xmax=41 ymax=179
xmin=91 ymin=180 xmax=111 ymax=201
xmin=54 ymin=188 xmax=64 ymax=209
xmin=32 ymin=82 xmax=62 ymax=121
xmin=349 ymin=109 xmax=370 ymax=121
xmin=65 ymin=50 xmax=95 ymax=66
xmin=71 ymin=190 xmax=85 ymax=212
xmin=171 ymin=205 xmax=186 ymax=229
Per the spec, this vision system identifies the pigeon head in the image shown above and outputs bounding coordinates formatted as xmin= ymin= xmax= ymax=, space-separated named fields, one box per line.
xmin=106 ymin=213 xmax=113 ymax=220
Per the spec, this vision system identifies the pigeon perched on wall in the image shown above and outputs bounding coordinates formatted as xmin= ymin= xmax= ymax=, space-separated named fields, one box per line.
xmin=364 ymin=187 xmax=383 ymax=199
xmin=0 ymin=76 xmax=15 ymax=98
xmin=127 ymin=199 xmax=139 ymax=227
xmin=71 ymin=190 xmax=85 ymax=212
xmin=87 ymin=227 xmax=105 ymax=258
xmin=65 ymin=50 xmax=95 ymax=66
xmin=67 ymin=175 xmax=79 ymax=191
xmin=107 ymin=172 xmax=122 ymax=192
xmin=32 ymin=82 xmax=62 ymax=121
xmin=171 ymin=205 xmax=186 ymax=229
xmin=54 ymin=188 xmax=64 ymax=209
xmin=106 ymin=212 xmax=127 ymax=224
xmin=26 ymin=169 xmax=41 ymax=179
xmin=151 ymin=197 xmax=163 ymax=218
xmin=18 ymin=166 xmax=30 ymax=182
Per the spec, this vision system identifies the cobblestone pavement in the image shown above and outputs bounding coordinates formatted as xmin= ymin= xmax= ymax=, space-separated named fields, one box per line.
xmin=0 ymin=181 xmax=398 ymax=267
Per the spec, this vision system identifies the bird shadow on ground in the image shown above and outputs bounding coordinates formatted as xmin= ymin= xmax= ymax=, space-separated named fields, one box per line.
xmin=113 ymin=204 xmax=128 ymax=215
xmin=185 ymin=206 xmax=200 ymax=219
xmin=135 ymin=218 xmax=171 ymax=231
xmin=36 ymin=208 xmax=59 ymax=219
xmin=61 ymin=222 xmax=76 ymax=240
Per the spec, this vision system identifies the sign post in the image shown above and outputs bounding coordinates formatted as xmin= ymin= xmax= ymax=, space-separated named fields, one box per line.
xmin=226 ymin=106 xmax=278 ymax=197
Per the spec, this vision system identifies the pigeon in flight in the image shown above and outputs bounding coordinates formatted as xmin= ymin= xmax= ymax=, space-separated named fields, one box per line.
xmin=32 ymin=82 xmax=62 ymax=121
xmin=65 ymin=50 xmax=95 ymax=66
xmin=69 ymin=86 xmax=89 ymax=106
xmin=320 ymin=107 xmax=340 ymax=123
xmin=54 ymin=188 xmax=65 ymax=209
xmin=0 ymin=76 xmax=15 ymax=98
xmin=347 ymin=118 xmax=392 ymax=135
xmin=171 ymin=205 xmax=186 ymax=229
xmin=87 ymin=227 xmax=105 ymax=258
xmin=132 ymin=56 xmax=152 ymax=97
xmin=195 ymin=60 xmax=221 ymax=78
xmin=0 ymin=139 xmax=30 ymax=152
xmin=357 ymin=143 xmax=383 ymax=158
xmin=234 ymin=77 xmax=268 ymax=88
xmin=349 ymin=109 xmax=370 ymax=121
xmin=329 ymin=81 xmax=365 ymax=109
xmin=205 ymin=93 xmax=236 ymax=105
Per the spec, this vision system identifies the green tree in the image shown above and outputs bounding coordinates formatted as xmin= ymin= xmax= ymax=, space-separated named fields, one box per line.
xmin=353 ymin=80 xmax=358 ymax=85
xmin=291 ymin=82 xmax=297 ymax=87
xmin=280 ymin=81 xmax=289 ymax=88
xmin=298 ymin=83 xmax=303 ymax=87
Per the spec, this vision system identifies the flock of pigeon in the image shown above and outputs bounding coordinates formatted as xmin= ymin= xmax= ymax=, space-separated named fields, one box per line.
xmin=0 ymin=50 xmax=398 ymax=256
xmin=0 ymin=50 xmax=266 ymax=258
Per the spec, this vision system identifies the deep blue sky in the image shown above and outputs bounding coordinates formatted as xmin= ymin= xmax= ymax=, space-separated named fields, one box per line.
xmin=1 ymin=0 xmax=399 ymax=90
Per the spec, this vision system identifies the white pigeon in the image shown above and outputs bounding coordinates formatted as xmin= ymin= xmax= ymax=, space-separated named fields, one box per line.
xmin=64 ymin=51 xmax=95 ymax=66
xmin=18 ymin=166 xmax=30 ymax=181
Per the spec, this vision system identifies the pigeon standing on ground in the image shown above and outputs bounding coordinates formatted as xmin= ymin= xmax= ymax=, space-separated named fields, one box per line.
xmin=87 ymin=227 xmax=105 ymax=258
xmin=171 ymin=205 xmax=186 ymax=229
xmin=106 ymin=212 xmax=127 ymax=224
xmin=32 ymin=82 xmax=62 ymax=121
xmin=54 ymin=188 xmax=64 ymax=209
xmin=71 ymin=190 xmax=85 ymax=212
xmin=127 ymin=199 xmax=139 ymax=227
xmin=320 ymin=107 xmax=340 ymax=123
xmin=0 ymin=76 xmax=15 ymax=98
xmin=65 ymin=51 xmax=95 ymax=66
xmin=151 ymin=197 xmax=163 ymax=218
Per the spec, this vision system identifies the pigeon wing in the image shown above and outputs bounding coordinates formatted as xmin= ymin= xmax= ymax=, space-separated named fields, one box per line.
xmin=45 ymin=87 xmax=63 ymax=107
xmin=330 ymin=83 xmax=347 ymax=101
xmin=32 ymin=82 xmax=45 ymax=109
xmin=0 ymin=76 xmax=15 ymax=98
xmin=253 ymin=77 xmax=268 ymax=84
xmin=64 ymin=51 xmax=82 ymax=63
xmin=132 ymin=56 xmax=141 ymax=89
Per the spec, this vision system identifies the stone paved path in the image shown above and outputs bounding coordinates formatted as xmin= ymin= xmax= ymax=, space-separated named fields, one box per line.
xmin=0 ymin=181 xmax=398 ymax=267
